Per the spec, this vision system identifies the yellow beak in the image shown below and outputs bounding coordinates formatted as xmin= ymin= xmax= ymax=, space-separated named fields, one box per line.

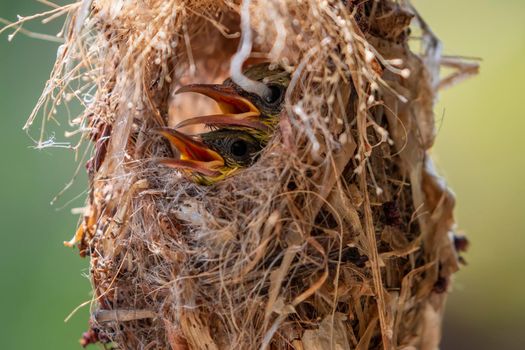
xmin=174 ymin=84 xmax=269 ymax=131
xmin=154 ymin=127 xmax=224 ymax=177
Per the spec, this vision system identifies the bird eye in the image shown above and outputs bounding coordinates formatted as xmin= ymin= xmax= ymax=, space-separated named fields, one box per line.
xmin=230 ymin=139 xmax=249 ymax=158
xmin=263 ymin=84 xmax=283 ymax=105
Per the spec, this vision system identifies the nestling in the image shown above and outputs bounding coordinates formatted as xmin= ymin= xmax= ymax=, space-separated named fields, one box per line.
xmin=155 ymin=63 xmax=290 ymax=184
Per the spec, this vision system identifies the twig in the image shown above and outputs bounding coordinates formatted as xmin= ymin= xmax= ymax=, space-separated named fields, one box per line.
xmin=93 ymin=309 xmax=157 ymax=323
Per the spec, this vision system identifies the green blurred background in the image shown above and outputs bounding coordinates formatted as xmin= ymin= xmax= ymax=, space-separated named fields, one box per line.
xmin=0 ymin=1 xmax=523 ymax=349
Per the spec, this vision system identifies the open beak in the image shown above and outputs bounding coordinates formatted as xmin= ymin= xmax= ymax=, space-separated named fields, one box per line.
xmin=154 ymin=127 xmax=224 ymax=177
xmin=174 ymin=84 xmax=268 ymax=131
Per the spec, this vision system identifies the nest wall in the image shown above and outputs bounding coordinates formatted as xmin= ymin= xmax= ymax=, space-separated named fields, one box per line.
xmin=30 ymin=0 xmax=469 ymax=349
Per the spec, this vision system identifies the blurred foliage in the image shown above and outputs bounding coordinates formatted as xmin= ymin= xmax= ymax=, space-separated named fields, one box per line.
xmin=0 ymin=1 xmax=523 ymax=349
xmin=0 ymin=1 xmax=89 ymax=350
xmin=414 ymin=0 xmax=525 ymax=348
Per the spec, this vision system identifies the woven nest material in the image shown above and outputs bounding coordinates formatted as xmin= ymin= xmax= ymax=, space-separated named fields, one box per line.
xmin=22 ymin=0 xmax=476 ymax=349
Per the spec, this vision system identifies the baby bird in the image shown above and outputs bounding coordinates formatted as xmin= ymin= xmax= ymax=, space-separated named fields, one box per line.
xmin=156 ymin=63 xmax=290 ymax=184
xmin=155 ymin=127 xmax=263 ymax=185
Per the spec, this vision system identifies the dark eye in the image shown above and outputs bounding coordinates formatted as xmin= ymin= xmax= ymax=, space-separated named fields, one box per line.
xmin=264 ymin=85 xmax=283 ymax=105
xmin=230 ymin=139 xmax=249 ymax=158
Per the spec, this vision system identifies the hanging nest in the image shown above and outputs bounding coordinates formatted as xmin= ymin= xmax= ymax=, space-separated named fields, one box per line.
xmin=22 ymin=0 xmax=476 ymax=349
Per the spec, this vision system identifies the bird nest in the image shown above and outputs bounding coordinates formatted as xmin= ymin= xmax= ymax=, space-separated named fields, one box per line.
xmin=22 ymin=0 xmax=474 ymax=349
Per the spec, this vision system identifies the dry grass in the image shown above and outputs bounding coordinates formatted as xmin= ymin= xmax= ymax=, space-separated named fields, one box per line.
xmin=4 ymin=0 xmax=477 ymax=349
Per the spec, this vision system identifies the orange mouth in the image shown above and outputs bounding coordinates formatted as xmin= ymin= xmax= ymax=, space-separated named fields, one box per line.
xmin=173 ymin=84 xmax=269 ymax=132
xmin=154 ymin=127 xmax=223 ymax=177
